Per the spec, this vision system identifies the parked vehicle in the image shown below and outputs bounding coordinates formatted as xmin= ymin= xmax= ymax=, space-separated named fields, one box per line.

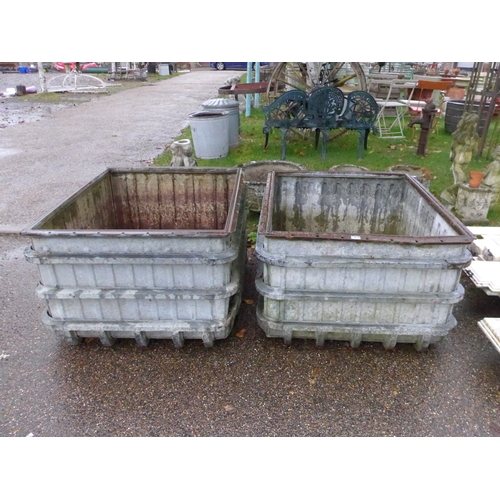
xmin=81 ymin=62 xmax=98 ymax=70
xmin=210 ymin=62 xmax=268 ymax=71
xmin=54 ymin=62 xmax=98 ymax=72
xmin=54 ymin=62 xmax=75 ymax=71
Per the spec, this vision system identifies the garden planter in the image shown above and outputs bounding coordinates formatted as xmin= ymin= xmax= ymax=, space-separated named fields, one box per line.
xmin=329 ymin=165 xmax=370 ymax=173
xmin=469 ymin=171 xmax=484 ymax=188
xmin=455 ymin=183 xmax=493 ymax=224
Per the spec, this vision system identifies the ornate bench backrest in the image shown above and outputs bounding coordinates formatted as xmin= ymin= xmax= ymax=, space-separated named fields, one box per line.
xmin=262 ymin=90 xmax=308 ymax=131
xmin=305 ymin=86 xmax=345 ymax=129
xmin=340 ymin=91 xmax=379 ymax=131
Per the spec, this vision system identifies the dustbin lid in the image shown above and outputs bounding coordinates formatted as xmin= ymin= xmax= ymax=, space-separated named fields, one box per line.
xmin=202 ymin=98 xmax=239 ymax=109
xmin=189 ymin=111 xmax=229 ymax=119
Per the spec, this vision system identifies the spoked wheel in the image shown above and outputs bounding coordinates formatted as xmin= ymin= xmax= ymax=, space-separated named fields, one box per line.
xmin=266 ymin=62 xmax=367 ymax=101
xmin=215 ymin=62 xmax=225 ymax=70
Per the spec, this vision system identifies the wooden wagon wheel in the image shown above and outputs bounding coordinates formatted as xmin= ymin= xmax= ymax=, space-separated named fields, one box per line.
xmin=265 ymin=62 xmax=367 ymax=101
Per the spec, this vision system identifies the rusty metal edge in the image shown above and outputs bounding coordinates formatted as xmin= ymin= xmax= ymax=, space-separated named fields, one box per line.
xmin=259 ymin=171 xmax=476 ymax=245
xmin=22 ymin=167 xmax=245 ymax=238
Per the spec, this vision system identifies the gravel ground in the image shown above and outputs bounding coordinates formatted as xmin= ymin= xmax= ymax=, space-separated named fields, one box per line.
xmin=0 ymin=69 xmax=157 ymax=131
xmin=0 ymin=69 xmax=499 ymax=439
xmin=0 ymin=71 xmax=97 ymax=128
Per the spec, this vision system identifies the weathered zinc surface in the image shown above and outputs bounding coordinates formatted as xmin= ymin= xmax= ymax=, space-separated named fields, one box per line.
xmin=23 ymin=167 xmax=247 ymax=347
xmin=255 ymin=172 xmax=475 ymax=350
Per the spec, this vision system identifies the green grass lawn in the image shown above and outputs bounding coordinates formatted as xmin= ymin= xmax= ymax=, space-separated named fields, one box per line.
xmin=154 ymin=107 xmax=500 ymax=227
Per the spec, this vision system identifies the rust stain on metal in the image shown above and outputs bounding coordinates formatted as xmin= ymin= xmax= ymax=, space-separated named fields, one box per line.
xmin=260 ymin=172 xmax=475 ymax=245
xmin=25 ymin=167 xmax=242 ymax=236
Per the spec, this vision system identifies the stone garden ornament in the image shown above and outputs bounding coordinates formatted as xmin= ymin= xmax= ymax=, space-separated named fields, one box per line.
xmin=450 ymin=112 xmax=479 ymax=184
xmin=440 ymin=112 xmax=494 ymax=222
xmin=481 ymin=146 xmax=500 ymax=201
xmin=440 ymin=112 xmax=480 ymax=206
xmin=169 ymin=139 xmax=198 ymax=167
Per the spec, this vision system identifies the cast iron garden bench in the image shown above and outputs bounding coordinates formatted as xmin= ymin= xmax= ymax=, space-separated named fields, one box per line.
xmin=262 ymin=87 xmax=379 ymax=160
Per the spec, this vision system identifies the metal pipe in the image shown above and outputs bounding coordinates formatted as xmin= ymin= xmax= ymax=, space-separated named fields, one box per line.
xmin=246 ymin=63 xmax=252 ymax=117
xmin=255 ymin=62 xmax=260 ymax=108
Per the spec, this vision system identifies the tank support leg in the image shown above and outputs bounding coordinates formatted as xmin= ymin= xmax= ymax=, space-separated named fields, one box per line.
xmin=382 ymin=334 xmax=398 ymax=350
xmin=99 ymin=330 xmax=116 ymax=347
xmin=172 ymin=332 xmax=185 ymax=348
xmin=350 ymin=333 xmax=362 ymax=349
xmin=202 ymin=331 xmax=215 ymax=348
xmin=134 ymin=330 xmax=150 ymax=347
xmin=414 ymin=335 xmax=431 ymax=352
xmin=63 ymin=330 xmax=82 ymax=345
xmin=315 ymin=332 xmax=325 ymax=347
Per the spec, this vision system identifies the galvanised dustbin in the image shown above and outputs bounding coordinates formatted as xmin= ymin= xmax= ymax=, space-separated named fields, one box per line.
xmin=202 ymin=98 xmax=240 ymax=148
xmin=255 ymin=171 xmax=475 ymax=350
xmin=188 ymin=111 xmax=229 ymax=159
xmin=23 ymin=167 xmax=247 ymax=347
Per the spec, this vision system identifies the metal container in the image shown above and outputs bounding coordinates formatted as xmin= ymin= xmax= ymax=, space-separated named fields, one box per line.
xmin=255 ymin=172 xmax=475 ymax=350
xmin=23 ymin=167 xmax=247 ymax=347
xmin=188 ymin=111 xmax=229 ymax=159
xmin=387 ymin=164 xmax=431 ymax=190
xmin=158 ymin=63 xmax=170 ymax=76
xmin=238 ymin=160 xmax=305 ymax=212
xmin=444 ymin=100 xmax=484 ymax=135
xmin=202 ymin=98 xmax=240 ymax=148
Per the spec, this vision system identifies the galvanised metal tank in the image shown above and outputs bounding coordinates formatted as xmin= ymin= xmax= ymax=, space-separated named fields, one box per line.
xmin=255 ymin=171 xmax=475 ymax=350
xmin=23 ymin=167 xmax=247 ymax=347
